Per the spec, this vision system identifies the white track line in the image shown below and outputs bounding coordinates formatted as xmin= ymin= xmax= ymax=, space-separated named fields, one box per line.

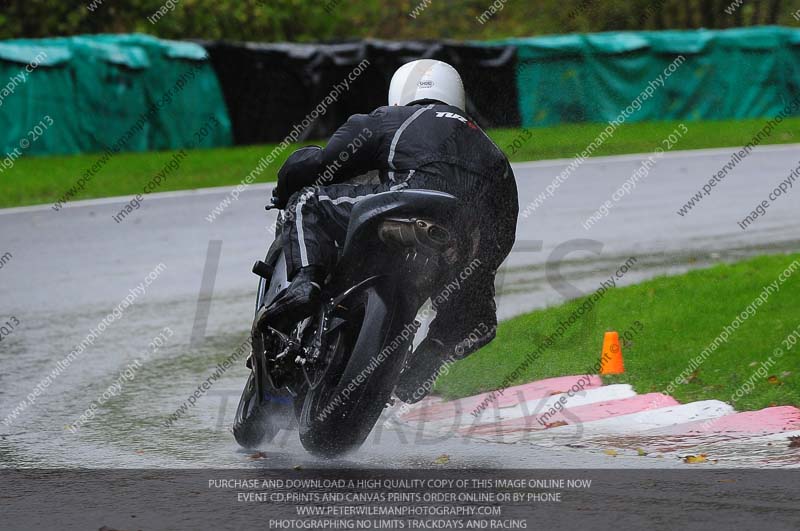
xmin=0 ymin=183 xmax=276 ymax=215
xmin=511 ymin=142 xmax=800 ymax=170
xmin=5 ymin=142 xmax=798 ymax=216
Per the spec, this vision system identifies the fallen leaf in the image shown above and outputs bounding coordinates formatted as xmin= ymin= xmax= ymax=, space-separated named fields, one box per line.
xmin=781 ymin=371 xmax=792 ymax=378
xmin=683 ymin=454 xmax=708 ymax=464
xmin=767 ymin=376 xmax=782 ymax=385
xmin=789 ymin=436 xmax=800 ymax=449
xmin=636 ymin=448 xmax=648 ymax=456
xmin=433 ymin=454 xmax=450 ymax=465
xmin=604 ymin=449 xmax=618 ymax=457
xmin=249 ymin=451 xmax=269 ymax=460
xmin=685 ymin=370 xmax=700 ymax=383
xmin=749 ymin=362 xmax=758 ymax=367
xmin=544 ymin=421 xmax=568 ymax=429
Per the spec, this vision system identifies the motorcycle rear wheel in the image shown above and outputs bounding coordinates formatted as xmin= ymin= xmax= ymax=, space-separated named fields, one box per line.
xmin=297 ymin=283 xmax=412 ymax=457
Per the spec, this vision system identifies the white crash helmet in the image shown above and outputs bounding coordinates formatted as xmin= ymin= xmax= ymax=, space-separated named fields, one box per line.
xmin=388 ymin=59 xmax=465 ymax=112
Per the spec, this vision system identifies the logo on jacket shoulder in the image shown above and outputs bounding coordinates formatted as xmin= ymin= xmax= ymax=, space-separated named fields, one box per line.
xmin=435 ymin=111 xmax=478 ymax=129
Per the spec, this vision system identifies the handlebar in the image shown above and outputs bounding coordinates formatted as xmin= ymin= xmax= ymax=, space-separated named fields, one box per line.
xmin=264 ymin=196 xmax=279 ymax=211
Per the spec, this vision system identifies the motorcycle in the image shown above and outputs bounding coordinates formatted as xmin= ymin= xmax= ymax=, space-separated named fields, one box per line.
xmin=232 ymin=188 xmax=472 ymax=457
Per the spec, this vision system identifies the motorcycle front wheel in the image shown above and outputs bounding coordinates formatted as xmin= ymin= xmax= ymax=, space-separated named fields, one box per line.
xmin=232 ymin=326 xmax=295 ymax=449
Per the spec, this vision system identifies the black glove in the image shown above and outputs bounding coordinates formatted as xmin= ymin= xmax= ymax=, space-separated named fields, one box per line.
xmin=273 ymin=146 xmax=323 ymax=209
xmin=271 ymin=187 xmax=287 ymax=210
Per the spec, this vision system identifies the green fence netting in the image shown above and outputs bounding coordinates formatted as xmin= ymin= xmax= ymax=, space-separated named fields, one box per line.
xmin=487 ymin=26 xmax=800 ymax=128
xmin=0 ymin=34 xmax=231 ymax=157
xmin=3 ymin=28 xmax=799 ymax=155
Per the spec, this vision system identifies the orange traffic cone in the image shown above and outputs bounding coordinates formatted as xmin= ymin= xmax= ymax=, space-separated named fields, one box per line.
xmin=600 ymin=331 xmax=624 ymax=374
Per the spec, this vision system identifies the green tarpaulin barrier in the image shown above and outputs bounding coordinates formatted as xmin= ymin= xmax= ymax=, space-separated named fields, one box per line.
xmin=0 ymin=34 xmax=231 ymax=156
xmin=0 ymin=41 xmax=81 ymax=155
xmin=488 ymin=26 xmax=800 ymax=128
xmin=3 ymin=28 xmax=799 ymax=154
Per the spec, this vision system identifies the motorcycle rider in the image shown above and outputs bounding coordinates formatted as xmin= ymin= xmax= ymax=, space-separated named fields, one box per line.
xmin=258 ymin=59 xmax=518 ymax=403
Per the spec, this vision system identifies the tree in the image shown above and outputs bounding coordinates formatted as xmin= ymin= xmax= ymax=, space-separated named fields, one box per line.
xmin=0 ymin=0 xmax=798 ymax=41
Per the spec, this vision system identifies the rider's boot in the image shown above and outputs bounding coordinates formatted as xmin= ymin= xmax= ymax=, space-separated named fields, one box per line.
xmin=256 ymin=265 xmax=325 ymax=331
xmin=394 ymin=338 xmax=451 ymax=404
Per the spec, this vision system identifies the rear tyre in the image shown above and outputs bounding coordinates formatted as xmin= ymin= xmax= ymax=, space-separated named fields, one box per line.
xmin=298 ymin=283 xmax=412 ymax=457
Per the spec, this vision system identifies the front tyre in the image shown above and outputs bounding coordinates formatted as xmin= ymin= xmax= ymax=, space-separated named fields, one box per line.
xmin=232 ymin=327 xmax=295 ymax=449
xmin=232 ymin=370 xmax=275 ymax=448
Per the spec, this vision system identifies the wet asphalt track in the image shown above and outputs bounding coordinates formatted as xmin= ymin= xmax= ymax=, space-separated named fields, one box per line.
xmin=1 ymin=144 xmax=799 ymax=469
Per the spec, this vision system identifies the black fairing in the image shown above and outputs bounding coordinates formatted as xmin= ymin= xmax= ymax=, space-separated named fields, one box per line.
xmin=328 ymin=189 xmax=470 ymax=311
xmin=342 ymin=189 xmax=463 ymax=256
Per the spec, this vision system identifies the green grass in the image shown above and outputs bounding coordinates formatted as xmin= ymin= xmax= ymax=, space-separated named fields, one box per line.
xmin=491 ymin=116 xmax=800 ymax=161
xmin=0 ymin=141 xmax=316 ymax=209
xmin=3 ymin=116 xmax=800 ymax=209
xmin=435 ymin=254 xmax=800 ymax=412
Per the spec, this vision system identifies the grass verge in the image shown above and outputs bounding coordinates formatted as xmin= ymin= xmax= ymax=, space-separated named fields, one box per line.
xmin=3 ymin=116 xmax=800 ymax=209
xmin=435 ymin=253 xmax=800 ymax=412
